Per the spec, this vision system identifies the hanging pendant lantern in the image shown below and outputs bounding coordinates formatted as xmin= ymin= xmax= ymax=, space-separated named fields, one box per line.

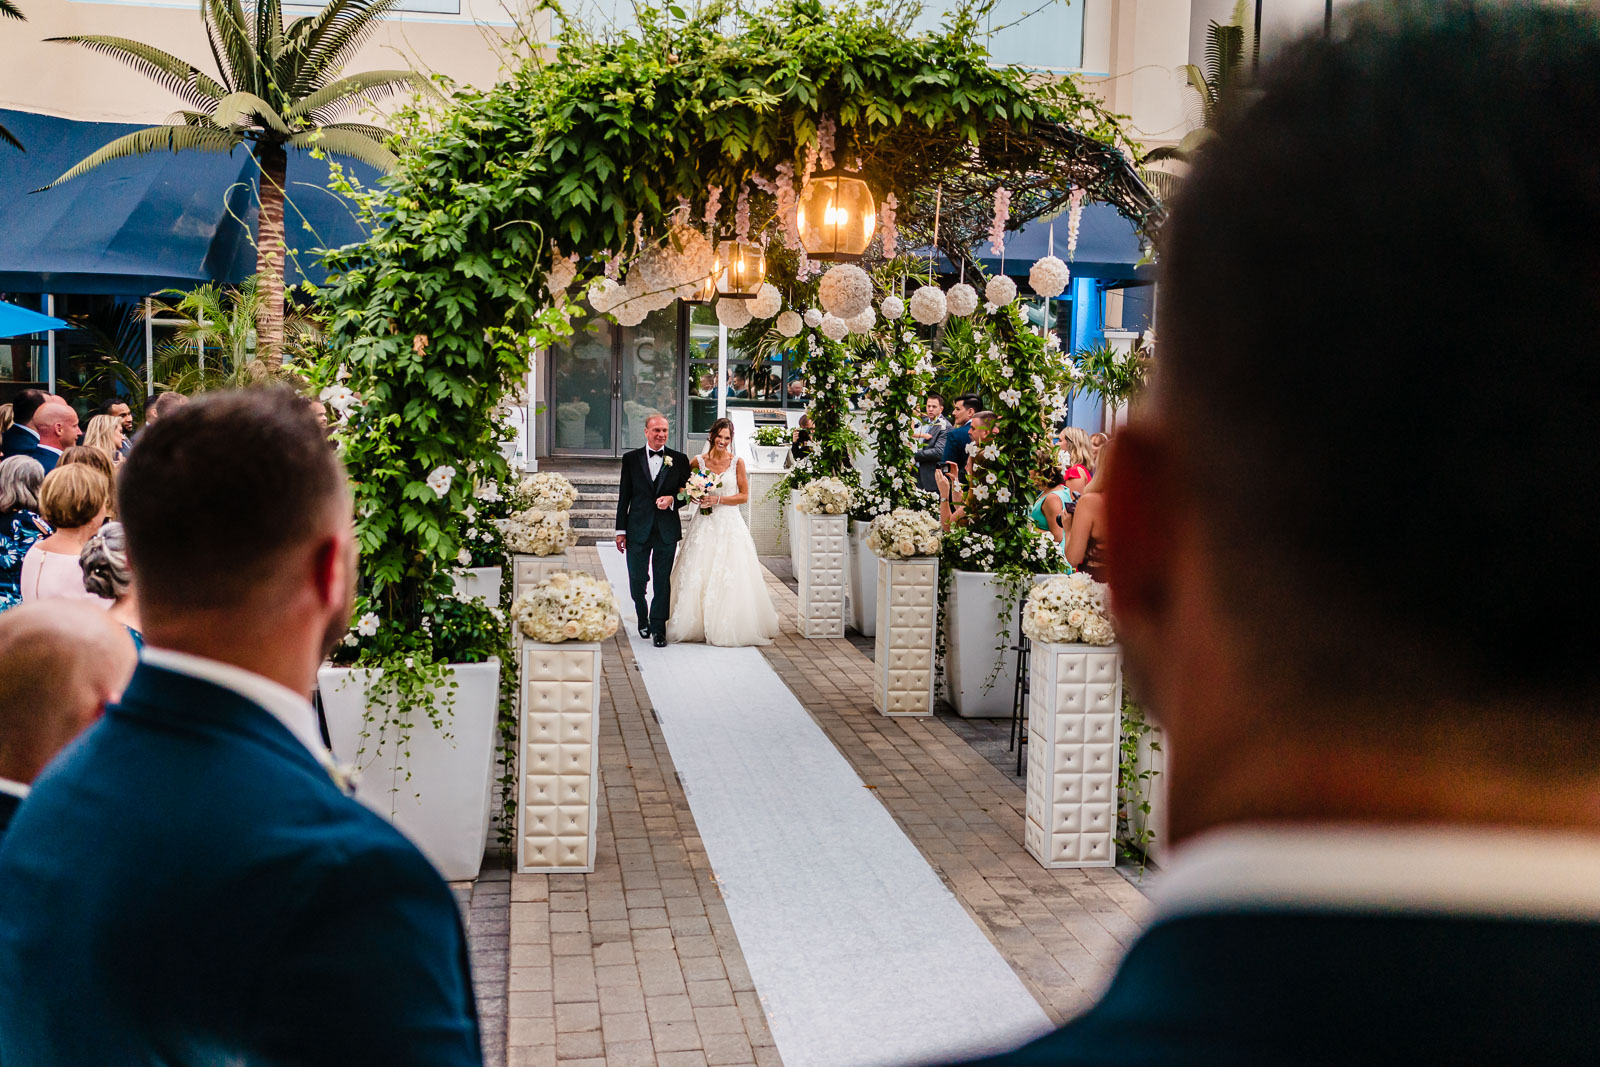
xmin=796 ymin=167 xmax=878 ymax=262
xmin=681 ymin=258 xmax=722 ymax=306
xmin=716 ymin=240 xmax=764 ymax=300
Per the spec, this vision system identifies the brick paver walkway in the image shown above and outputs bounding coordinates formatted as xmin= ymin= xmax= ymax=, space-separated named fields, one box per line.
xmin=468 ymin=547 xmax=1151 ymax=1065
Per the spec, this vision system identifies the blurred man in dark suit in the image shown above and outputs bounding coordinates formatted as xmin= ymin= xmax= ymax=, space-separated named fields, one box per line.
xmin=0 ymin=389 xmax=48 ymax=460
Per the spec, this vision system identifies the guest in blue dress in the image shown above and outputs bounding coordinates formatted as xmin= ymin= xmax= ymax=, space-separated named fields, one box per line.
xmin=0 ymin=455 xmax=50 ymax=613
xmin=80 ymin=521 xmax=141 ymax=650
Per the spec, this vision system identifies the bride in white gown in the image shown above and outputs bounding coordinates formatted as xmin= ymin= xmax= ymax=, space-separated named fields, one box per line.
xmin=667 ymin=418 xmax=781 ymax=647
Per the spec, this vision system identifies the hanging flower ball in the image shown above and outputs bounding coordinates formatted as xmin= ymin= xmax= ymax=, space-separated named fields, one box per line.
xmin=749 ymin=283 xmax=783 ymax=319
xmin=847 ymin=307 xmax=876 ymax=335
xmin=945 ymin=283 xmax=980 ymax=318
xmin=817 ymin=263 xmax=873 ymax=320
xmin=614 ymin=301 xmax=649 ymax=327
xmin=1029 ymin=255 xmax=1070 ymax=298
xmin=776 ymin=310 xmax=804 ymax=337
xmin=820 ymin=313 xmax=850 ymax=342
xmin=804 ymin=308 xmax=824 ymax=328
xmin=546 ymin=256 xmax=577 ymax=295
xmin=909 ymin=285 xmax=948 ymax=326
xmin=589 ymin=277 xmax=624 ymax=313
xmin=880 ymin=294 xmax=905 ymax=321
xmin=986 ymin=275 xmax=1018 ymax=307
xmin=715 ymin=298 xmax=754 ymax=329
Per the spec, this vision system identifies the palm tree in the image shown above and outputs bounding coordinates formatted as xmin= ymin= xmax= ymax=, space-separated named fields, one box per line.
xmin=1139 ymin=0 xmax=1251 ymax=196
xmin=0 ymin=0 xmax=25 ymax=151
xmin=40 ymin=0 xmax=427 ymax=362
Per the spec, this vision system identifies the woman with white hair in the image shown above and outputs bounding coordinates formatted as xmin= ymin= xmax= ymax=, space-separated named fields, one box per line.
xmin=0 ymin=455 xmax=48 ymax=613
xmin=80 ymin=521 xmax=140 ymax=650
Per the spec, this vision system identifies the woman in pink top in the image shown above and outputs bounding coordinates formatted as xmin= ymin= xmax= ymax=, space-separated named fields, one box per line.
xmin=21 ymin=463 xmax=111 ymax=604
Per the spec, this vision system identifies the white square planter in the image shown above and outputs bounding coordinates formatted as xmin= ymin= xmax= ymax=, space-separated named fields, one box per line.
xmin=512 ymin=551 xmax=571 ymax=603
xmin=318 ymin=659 xmax=502 ymax=881
xmin=796 ymin=513 xmax=848 ymax=638
xmin=518 ymin=642 xmax=601 ymax=873
xmin=848 ymin=519 xmax=878 ymax=637
xmin=1024 ymin=643 xmax=1122 ymax=869
xmin=942 ymin=569 xmax=1041 ymax=718
xmin=451 ymin=565 xmax=504 ymax=603
xmin=873 ymin=556 xmax=938 ymax=716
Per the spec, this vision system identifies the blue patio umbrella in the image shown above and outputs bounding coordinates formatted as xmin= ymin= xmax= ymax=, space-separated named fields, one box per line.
xmin=0 ymin=301 xmax=69 ymax=338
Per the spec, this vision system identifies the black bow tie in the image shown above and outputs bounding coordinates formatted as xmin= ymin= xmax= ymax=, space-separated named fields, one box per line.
xmin=648 ymin=449 xmax=663 ymax=457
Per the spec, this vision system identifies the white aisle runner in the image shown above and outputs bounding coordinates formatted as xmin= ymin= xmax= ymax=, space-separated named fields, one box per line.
xmin=600 ymin=551 xmax=1052 ymax=1067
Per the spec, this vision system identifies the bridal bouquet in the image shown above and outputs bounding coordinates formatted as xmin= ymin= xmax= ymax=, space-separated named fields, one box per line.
xmin=513 ymin=472 xmax=578 ymax=512
xmin=513 ymin=571 xmax=621 ymax=643
xmin=1022 ymin=571 xmax=1116 ymax=646
xmin=498 ymin=509 xmax=574 ymax=556
xmin=795 ymin=477 xmax=852 ymax=515
xmin=866 ymin=509 xmax=942 ymax=559
xmin=679 ymin=469 xmax=720 ymax=515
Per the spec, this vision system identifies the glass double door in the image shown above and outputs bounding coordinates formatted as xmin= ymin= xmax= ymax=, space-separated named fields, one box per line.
xmin=548 ymin=304 xmax=684 ymax=455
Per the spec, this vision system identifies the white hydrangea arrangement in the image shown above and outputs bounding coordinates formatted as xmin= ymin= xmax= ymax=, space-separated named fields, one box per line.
xmin=866 ymin=509 xmax=942 ymax=559
xmin=1028 ymin=255 xmax=1070 ymax=298
xmin=512 ymin=472 xmax=577 ymax=512
xmin=945 ymin=282 xmax=979 ymax=317
xmin=909 ymin=285 xmax=947 ymax=325
xmin=499 ymin=509 xmax=574 ymax=556
xmin=513 ymin=571 xmax=621 ymax=643
xmin=715 ymin=298 xmax=754 ymax=328
xmin=986 ymin=275 xmax=1018 ymax=306
xmin=795 ymin=477 xmax=853 ymax=514
xmin=776 ymin=309 xmax=804 ymax=337
xmin=749 ymin=283 xmax=783 ymax=319
xmin=880 ymin=294 xmax=905 ymax=320
xmin=847 ymin=307 xmax=876 ymax=334
xmin=817 ymin=263 xmax=873 ymax=319
xmin=803 ymin=308 xmax=823 ymax=328
xmin=1022 ymin=571 xmax=1116 ymax=646
xmin=820 ymin=313 xmax=850 ymax=342
xmin=589 ymin=277 xmax=624 ymax=312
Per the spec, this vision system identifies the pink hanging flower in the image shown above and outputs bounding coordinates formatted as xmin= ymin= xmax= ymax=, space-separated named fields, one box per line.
xmin=817 ymin=115 xmax=837 ymax=171
xmin=775 ymin=163 xmax=800 ymax=249
xmin=704 ymin=185 xmax=722 ymax=232
xmin=989 ymin=187 xmax=1011 ymax=257
xmin=1067 ymin=187 xmax=1086 ymax=258
xmin=880 ymin=193 xmax=898 ymax=258
xmin=734 ymin=185 xmax=751 ymax=243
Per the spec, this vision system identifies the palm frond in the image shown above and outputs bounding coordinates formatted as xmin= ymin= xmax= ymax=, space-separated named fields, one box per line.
xmin=213 ymin=90 xmax=295 ymax=135
xmin=0 ymin=0 xmax=25 ymax=21
xmin=1138 ymin=166 xmax=1183 ymax=204
xmin=297 ymin=0 xmax=406 ymax=97
xmin=1140 ymin=145 xmax=1186 ymax=164
xmin=1205 ymin=22 xmax=1245 ymax=117
xmin=256 ymin=0 xmax=284 ymax=68
xmin=45 ymin=35 xmax=226 ymax=109
xmin=289 ymin=126 xmax=395 ymax=171
xmin=317 ymin=120 xmax=392 ymax=141
xmin=202 ymin=0 xmax=256 ymax=94
xmin=36 ymin=125 xmax=243 ymax=190
xmin=290 ymin=69 xmax=425 ymax=120
xmin=0 ymin=122 xmax=22 ymax=152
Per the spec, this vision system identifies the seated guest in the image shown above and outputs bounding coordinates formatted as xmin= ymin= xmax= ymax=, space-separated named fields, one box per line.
xmin=83 ymin=413 xmax=125 ymax=464
xmin=0 ymin=388 xmax=481 ymax=1064
xmin=964 ymin=410 xmax=996 ymax=479
xmin=81 ymin=522 xmax=141 ymax=650
xmin=1058 ymin=426 xmax=1094 ymax=492
xmin=20 ymin=464 xmax=109 ymax=604
xmin=19 ymin=400 xmax=81 ymax=473
xmin=59 ymin=445 xmax=117 ymax=515
xmin=1029 ymin=464 xmax=1073 ymax=545
xmin=964 ymin=6 xmax=1600 ymax=1063
xmin=0 ymin=601 xmax=137 ymax=840
xmin=0 ymin=456 xmax=49 ymax=613
xmin=1062 ymin=446 xmax=1109 ymax=581
xmin=0 ymin=389 xmax=47 ymax=460
xmin=933 ymin=463 xmax=969 ymax=531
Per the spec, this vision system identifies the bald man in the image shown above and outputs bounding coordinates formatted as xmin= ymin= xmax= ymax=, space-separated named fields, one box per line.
xmin=19 ymin=401 xmax=80 ymax=473
xmin=0 ymin=601 xmax=137 ymax=840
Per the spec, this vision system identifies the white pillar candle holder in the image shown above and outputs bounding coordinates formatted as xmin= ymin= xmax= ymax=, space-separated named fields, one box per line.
xmin=517 ymin=641 xmax=601 ymax=873
xmin=797 ymin=513 xmax=848 ymax=638
xmin=1023 ymin=643 xmax=1123 ymax=869
xmin=872 ymin=556 xmax=938 ymax=716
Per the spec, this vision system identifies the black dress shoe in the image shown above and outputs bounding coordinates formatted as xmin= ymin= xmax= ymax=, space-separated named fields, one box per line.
xmin=638 ymin=623 xmax=651 ymax=639
xmin=652 ymin=632 xmax=667 ymax=648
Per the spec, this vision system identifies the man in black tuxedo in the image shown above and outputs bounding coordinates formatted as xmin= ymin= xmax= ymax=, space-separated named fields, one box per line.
xmin=615 ymin=413 xmax=690 ymax=647
xmin=0 ymin=388 xmax=47 ymax=459
xmin=963 ymin=5 xmax=1600 ymax=1064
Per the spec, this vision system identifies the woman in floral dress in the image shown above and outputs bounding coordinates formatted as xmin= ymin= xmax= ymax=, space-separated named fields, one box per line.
xmin=0 ymin=455 xmax=50 ymax=612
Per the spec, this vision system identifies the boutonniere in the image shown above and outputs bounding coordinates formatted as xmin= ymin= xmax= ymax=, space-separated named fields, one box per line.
xmin=663 ymin=456 xmax=673 ymax=468
xmin=322 ymin=755 xmax=361 ymax=796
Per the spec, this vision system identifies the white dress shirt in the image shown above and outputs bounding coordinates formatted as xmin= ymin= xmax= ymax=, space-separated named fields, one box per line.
xmin=1157 ymin=823 xmax=1600 ymax=922
xmin=140 ymin=648 xmax=332 ymax=766
xmin=0 ymin=776 xmax=28 ymax=802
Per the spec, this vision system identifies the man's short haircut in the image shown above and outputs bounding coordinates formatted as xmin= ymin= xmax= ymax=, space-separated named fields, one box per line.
xmin=10 ymin=389 xmax=47 ymax=427
xmin=98 ymin=398 xmax=129 ymax=416
xmin=955 ymin=393 xmax=980 ymax=412
xmin=1160 ymin=1 xmax=1600 ymax=706
xmin=38 ymin=464 xmax=109 ymax=529
xmin=118 ymin=388 xmax=347 ymax=609
xmin=147 ymin=392 xmax=187 ymax=420
xmin=972 ymin=410 xmax=997 ymax=426
xmin=927 ymin=393 xmax=944 ymax=407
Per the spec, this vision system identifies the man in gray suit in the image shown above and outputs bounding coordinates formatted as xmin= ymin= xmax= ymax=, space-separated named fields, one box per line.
xmin=914 ymin=393 xmax=950 ymax=495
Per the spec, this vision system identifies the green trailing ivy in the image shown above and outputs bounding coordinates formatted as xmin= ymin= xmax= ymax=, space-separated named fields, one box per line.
xmin=855 ymin=307 xmax=937 ymax=520
xmin=775 ymin=328 xmax=862 ymax=507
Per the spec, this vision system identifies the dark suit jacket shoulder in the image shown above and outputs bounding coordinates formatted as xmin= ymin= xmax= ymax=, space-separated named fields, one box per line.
xmin=0 ymin=424 xmax=35 ymax=459
xmin=0 ymin=791 xmax=18 ymax=843
xmin=0 ymin=664 xmax=481 ymax=1066
xmin=616 ymin=446 xmax=690 ymax=545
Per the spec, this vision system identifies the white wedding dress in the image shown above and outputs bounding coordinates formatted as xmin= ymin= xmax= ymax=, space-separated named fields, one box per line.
xmin=667 ymin=458 xmax=781 ymax=647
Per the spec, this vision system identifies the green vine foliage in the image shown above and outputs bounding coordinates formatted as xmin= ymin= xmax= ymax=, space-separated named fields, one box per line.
xmin=775 ymin=329 xmax=863 ymax=505
xmin=856 ymin=308 xmax=937 ymax=519
xmin=1118 ymin=689 xmax=1162 ymax=868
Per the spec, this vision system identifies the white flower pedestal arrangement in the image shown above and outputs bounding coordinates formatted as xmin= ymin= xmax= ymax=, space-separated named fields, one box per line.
xmin=451 ymin=566 xmax=504 ymax=603
xmin=1023 ymin=643 xmax=1123 ymax=868
xmin=318 ymin=659 xmax=503 ymax=881
xmin=873 ymin=556 xmax=938 ymax=716
xmin=513 ymin=552 xmax=570 ymax=603
xmin=517 ymin=641 xmax=601 ymax=873
xmin=943 ymin=570 xmax=1032 ymax=717
xmin=796 ymin=513 xmax=848 ymax=638
xmin=847 ymin=519 xmax=878 ymax=637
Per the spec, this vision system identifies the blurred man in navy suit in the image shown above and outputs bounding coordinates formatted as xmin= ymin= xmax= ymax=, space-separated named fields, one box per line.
xmin=0 ymin=601 xmax=136 ymax=841
xmin=0 ymin=388 xmax=47 ymax=460
xmin=963 ymin=4 xmax=1600 ymax=1064
xmin=0 ymin=388 xmax=482 ymax=1064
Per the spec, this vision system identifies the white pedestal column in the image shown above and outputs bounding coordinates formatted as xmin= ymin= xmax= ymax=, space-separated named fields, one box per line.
xmin=797 ymin=513 xmax=847 ymax=638
xmin=512 ymin=551 xmax=571 ymax=603
xmin=1023 ymin=643 xmax=1122 ymax=869
xmin=848 ymin=519 xmax=878 ymax=637
xmin=873 ymin=556 xmax=938 ymax=716
xmin=518 ymin=641 xmax=601 ymax=873
xmin=451 ymin=566 xmax=504 ymax=603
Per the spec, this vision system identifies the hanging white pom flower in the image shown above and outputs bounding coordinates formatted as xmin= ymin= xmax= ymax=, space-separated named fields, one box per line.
xmin=776 ymin=310 xmax=804 ymax=337
xmin=909 ymin=285 xmax=947 ymax=325
xmin=804 ymin=308 xmax=823 ymax=328
xmin=748 ymin=283 xmax=783 ymax=319
xmin=1029 ymin=255 xmax=1070 ymax=298
xmin=589 ymin=277 xmax=623 ymax=313
xmin=715 ymin=298 xmax=754 ymax=329
xmin=614 ymin=302 xmax=649 ymax=327
xmin=820 ymin=313 xmax=850 ymax=342
xmin=546 ymin=255 xmax=578 ymax=295
xmin=817 ymin=263 xmax=873 ymax=319
xmin=847 ymin=307 xmax=876 ymax=334
xmin=945 ymin=283 xmax=979 ymax=318
xmin=880 ymin=294 xmax=905 ymax=320
xmin=986 ymin=275 xmax=1018 ymax=306
xmin=425 ymin=465 xmax=456 ymax=497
